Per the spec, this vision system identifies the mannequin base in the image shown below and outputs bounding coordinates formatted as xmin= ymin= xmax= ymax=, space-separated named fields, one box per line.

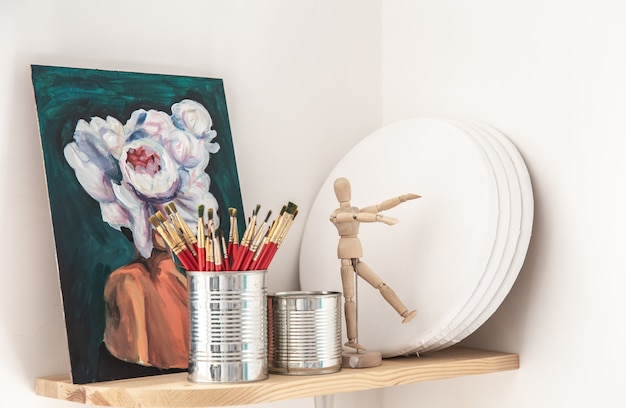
xmin=341 ymin=350 xmax=382 ymax=368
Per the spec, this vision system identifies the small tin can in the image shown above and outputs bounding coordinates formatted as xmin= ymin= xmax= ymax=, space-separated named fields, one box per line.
xmin=187 ymin=270 xmax=268 ymax=383
xmin=268 ymin=291 xmax=342 ymax=375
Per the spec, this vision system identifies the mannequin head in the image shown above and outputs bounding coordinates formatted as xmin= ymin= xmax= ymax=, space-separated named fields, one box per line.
xmin=334 ymin=177 xmax=351 ymax=207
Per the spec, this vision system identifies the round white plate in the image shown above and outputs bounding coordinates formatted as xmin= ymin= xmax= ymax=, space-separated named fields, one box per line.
xmin=299 ymin=118 xmax=503 ymax=357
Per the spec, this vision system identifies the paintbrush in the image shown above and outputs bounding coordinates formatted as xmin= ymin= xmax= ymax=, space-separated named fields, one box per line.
xmin=206 ymin=208 xmax=217 ymax=236
xmin=149 ymin=214 xmax=176 ymax=250
xmin=227 ymin=207 xmax=239 ymax=265
xmin=277 ymin=209 xmax=298 ymax=246
xmin=166 ymin=203 xmax=197 ymax=257
xmin=164 ymin=204 xmax=187 ymax=246
xmin=241 ymin=210 xmax=272 ymax=270
xmin=262 ymin=205 xmax=285 ymax=250
xmin=213 ymin=240 xmax=223 ymax=271
xmin=197 ymin=205 xmax=206 ymax=271
xmin=151 ymin=212 xmax=198 ymax=271
xmin=206 ymin=235 xmax=214 ymax=271
xmin=220 ymin=231 xmax=229 ymax=271
xmin=241 ymin=204 xmax=260 ymax=247
xmin=232 ymin=204 xmax=260 ymax=270
xmin=206 ymin=208 xmax=223 ymax=271
xmin=155 ymin=210 xmax=198 ymax=270
xmin=249 ymin=205 xmax=284 ymax=270
xmin=258 ymin=202 xmax=298 ymax=269
xmin=248 ymin=221 xmax=273 ymax=271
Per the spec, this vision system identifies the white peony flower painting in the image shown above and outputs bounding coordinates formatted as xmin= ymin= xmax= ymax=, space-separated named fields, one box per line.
xmin=64 ymin=99 xmax=221 ymax=259
xmin=32 ymin=65 xmax=245 ymax=384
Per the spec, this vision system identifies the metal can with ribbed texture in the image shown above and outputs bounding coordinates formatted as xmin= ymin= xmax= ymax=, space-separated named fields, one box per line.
xmin=187 ymin=270 xmax=268 ymax=383
xmin=268 ymin=291 xmax=342 ymax=375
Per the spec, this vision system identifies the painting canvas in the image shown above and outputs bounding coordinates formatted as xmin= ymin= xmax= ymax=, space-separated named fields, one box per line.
xmin=31 ymin=65 xmax=245 ymax=384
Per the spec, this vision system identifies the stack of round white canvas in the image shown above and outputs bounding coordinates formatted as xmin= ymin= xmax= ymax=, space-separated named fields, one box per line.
xmin=298 ymin=118 xmax=533 ymax=357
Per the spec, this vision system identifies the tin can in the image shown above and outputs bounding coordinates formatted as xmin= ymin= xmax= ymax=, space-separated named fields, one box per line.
xmin=268 ymin=291 xmax=342 ymax=375
xmin=187 ymin=270 xmax=268 ymax=383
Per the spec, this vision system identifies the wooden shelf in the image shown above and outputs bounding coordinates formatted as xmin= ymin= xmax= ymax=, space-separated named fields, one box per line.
xmin=35 ymin=346 xmax=519 ymax=407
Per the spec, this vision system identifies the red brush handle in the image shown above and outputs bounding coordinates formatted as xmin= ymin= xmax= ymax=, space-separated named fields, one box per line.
xmin=258 ymin=243 xmax=278 ymax=270
xmin=227 ymin=243 xmax=234 ymax=262
xmin=240 ymin=250 xmax=256 ymax=271
xmin=248 ymin=242 xmax=266 ymax=271
xmin=230 ymin=245 xmax=249 ymax=271
xmin=221 ymin=255 xmax=230 ymax=271
xmin=198 ymin=247 xmax=206 ymax=271
xmin=178 ymin=249 xmax=198 ymax=271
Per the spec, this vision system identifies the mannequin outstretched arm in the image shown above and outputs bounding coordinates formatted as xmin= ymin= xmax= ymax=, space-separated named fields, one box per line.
xmin=330 ymin=212 xmax=398 ymax=225
xmin=361 ymin=193 xmax=421 ymax=214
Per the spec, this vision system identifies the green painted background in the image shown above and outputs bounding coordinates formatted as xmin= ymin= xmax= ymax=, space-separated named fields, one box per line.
xmin=31 ymin=65 xmax=245 ymax=384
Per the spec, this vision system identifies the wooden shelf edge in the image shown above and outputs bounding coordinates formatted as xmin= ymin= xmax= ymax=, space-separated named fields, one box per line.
xmin=35 ymin=346 xmax=519 ymax=407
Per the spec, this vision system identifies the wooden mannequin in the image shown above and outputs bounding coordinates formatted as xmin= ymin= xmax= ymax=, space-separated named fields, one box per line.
xmin=330 ymin=177 xmax=419 ymax=365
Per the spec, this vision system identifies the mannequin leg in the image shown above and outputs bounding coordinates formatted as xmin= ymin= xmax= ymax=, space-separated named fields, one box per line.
xmin=340 ymin=258 xmax=365 ymax=350
xmin=356 ymin=261 xmax=417 ymax=323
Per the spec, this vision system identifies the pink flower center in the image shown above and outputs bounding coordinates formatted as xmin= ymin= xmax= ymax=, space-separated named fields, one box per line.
xmin=126 ymin=146 xmax=162 ymax=176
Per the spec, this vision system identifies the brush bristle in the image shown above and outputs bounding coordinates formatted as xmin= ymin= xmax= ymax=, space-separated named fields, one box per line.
xmin=208 ymin=208 xmax=214 ymax=219
xmin=149 ymin=215 xmax=160 ymax=227
xmin=264 ymin=210 xmax=272 ymax=222
xmin=198 ymin=204 xmax=205 ymax=217
xmin=286 ymin=201 xmax=298 ymax=214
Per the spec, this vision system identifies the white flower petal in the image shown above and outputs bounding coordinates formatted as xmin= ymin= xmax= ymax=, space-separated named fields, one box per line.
xmin=101 ymin=116 xmax=127 ymax=159
xmin=64 ymin=143 xmax=116 ymax=202
xmin=72 ymin=119 xmax=121 ymax=180
xmin=124 ymin=109 xmax=171 ymax=144
xmin=206 ymin=140 xmax=220 ymax=154
xmin=165 ymin=128 xmax=207 ymax=169
xmin=131 ymin=204 xmax=153 ymax=259
xmin=171 ymin=99 xmax=213 ymax=137
xmin=111 ymin=183 xmax=154 ymax=258
xmin=112 ymin=182 xmax=142 ymax=213
xmin=174 ymin=175 xmax=220 ymax=229
xmin=100 ymin=201 xmax=130 ymax=230
xmin=120 ymin=139 xmax=180 ymax=199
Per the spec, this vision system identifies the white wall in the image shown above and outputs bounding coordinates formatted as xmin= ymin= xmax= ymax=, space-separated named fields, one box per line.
xmin=0 ymin=1 xmax=380 ymax=407
xmin=3 ymin=1 xmax=625 ymax=408
xmin=381 ymin=1 xmax=626 ymax=407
